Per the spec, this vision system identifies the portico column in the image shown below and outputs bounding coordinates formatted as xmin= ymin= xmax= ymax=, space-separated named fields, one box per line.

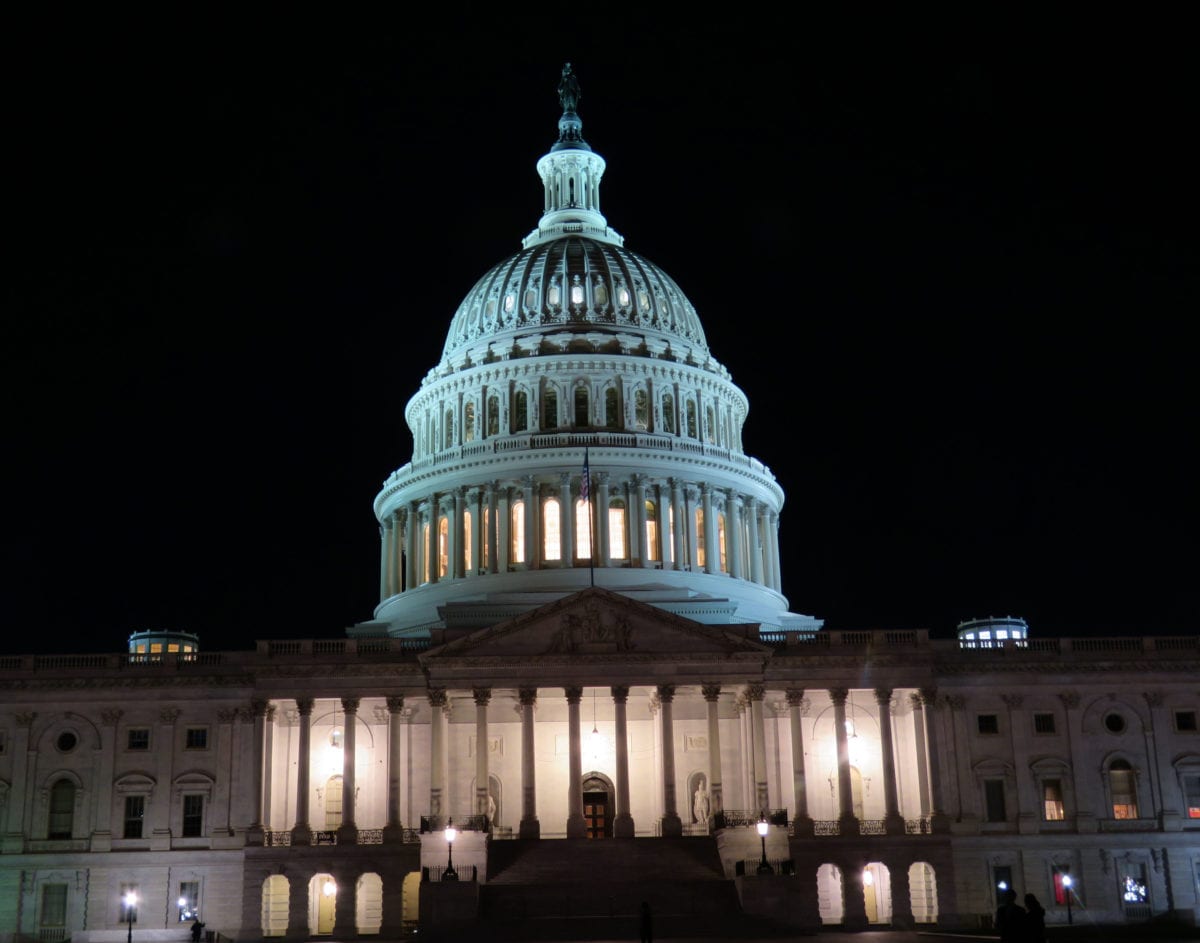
xmin=684 ymin=485 xmax=700 ymax=570
xmin=632 ymin=475 xmax=648 ymax=566
xmin=428 ymin=688 xmax=447 ymax=821
xmin=497 ymin=486 xmax=511 ymax=571
xmin=392 ymin=509 xmax=405 ymax=592
xmin=701 ymin=483 xmax=716 ymax=574
xmin=383 ymin=696 xmax=405 ymax=842
xmin=337 ymin=697 xmax=359 ymax=843
xmin=468 ymin=488 xmax=483 ymax=577
xmin=473 ymin=688 xmax=491 ymax=821
xmin=657 ymin=684 xmax=684 ymax=836
xmin=745 ymin=498 xmax=763 ymax=584
xmin=876 ymin=687 xmax=905 ymax=834
xmin=830 ymin=687 xmax=859 ymax=834
xmin=920 ymin=687 xmax=950 ymax=832
xmin=596 ymin=472 xmax=612 ymax=567
xmin=379 ymin=517 xmax=393 ymax=601
xmin=612 ymin=686 xmax=634 ymax=837
xmin=727 ymin=493 xmax=744 ymax=579
xmin=452 ymin=488 xmax=465 ymax=578
xmin=518 ymin=688 xmax=540 ymax=838
xmin=767 ymin=511 xmax=781 ymax=591
xmin=745 ymin=684 xmax=769 ymax=812
xmin=405 ymin=501 xmax=419 ymax=590
xmin=889 ymin=858 xmax=915 ymax=929
xmin=249 ymin=699 xmax=268 ymax=839
xmin=521 ymin=475 xmax=537 ymax=568
xmin=292 ymin=698 xmax=313 ymax=845
xmin=426 ymin=498 xmax=439 ymax=584
xmin=786 ymin=688 xmax=813 ymax=835
xmin=558 ymin=473 xmax=574 ymax=566
xmin=909 ymin=694 xmax=932 ymax=819
xmin=485 ymin=483 xmax=498 ymax=573
xmin=670 ymin=478 xmax=685 ymax=569
xmin=702 ymin=684 xmax=724 ymax=818
xmin=565 ymin=687 xmax=587 ymax=837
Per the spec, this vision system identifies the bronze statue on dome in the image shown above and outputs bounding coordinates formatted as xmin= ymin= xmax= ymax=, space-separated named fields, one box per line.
xmin=558 ymin=62 xmax=581 ymax=114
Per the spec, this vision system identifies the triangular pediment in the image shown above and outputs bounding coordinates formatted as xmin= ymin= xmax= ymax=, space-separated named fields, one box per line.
xmin=423 ymin=586 xmax=768 ymax=660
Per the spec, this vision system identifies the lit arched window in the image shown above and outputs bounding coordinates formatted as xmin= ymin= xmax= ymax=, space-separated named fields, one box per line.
xmin=48 ymin=779 xmax=75 ymax=839
xmin=634 ymin=390 xmax=648 ymax=431
xmin=487 ymin=396 xmax=499 ymax=436
xmin=543 ymin=498 xmax=562 ymax=561
xmin=662 ymin=394 xmax=675 ymax=435
xmin=717 ymin=512 xmax=728 ymax=572
xmin=695 ymin=507 xmax=705 ymax=569
xmin=605 ymin=388 xmax=620 ymax=429
xmin=667 ymin=504 xmax=676 ymax=565
xmin=422 ymin=522 xmax=430 ymax=583
xmin=1110 ymin=760 xmax=1139 ymax=819
xmin=609 ymin=498 xmax=627 ymax=560
xmin=511 ymin=499 xmax=525 ymax=564
xmin=705 ymin=406 xmax=715 ymax=443
xmin=464 ymin=402 xmax=476 ymax=442
xmin=594 ymin=280 xmax=608 ymax=306
xmin=444 ymin=408 xmax=454 ymax=449
xmin=524 ymin=288 xmax=537 ymax=309
xmin=574 ymin=386 xmax=589 ymax=426
xmin=686 ymin=400 xmax=697 ymax=438
xmin=618 ymin=286 xmax=631 ymax=307
xmin=570 ymin=281 xmax=584 ymax=305
xmin=542 ymin=388 xmax=558 ymax=431
xmin=513 ymin=391 xmax=528 ymax=433
xmin=482 ymin=506 xmax=490 ymax=569
xmin=548 ymin=283 xmax=561 ymax=307
xmin=438 ymin=516 xmax=449 ymax=578
xmin=463 ymin=511 xmax=473 ymax=572
xmin=575 ymin=498 xmax=592 ymax=560
xmin=644 ymin=500 xmax=659 ymax=561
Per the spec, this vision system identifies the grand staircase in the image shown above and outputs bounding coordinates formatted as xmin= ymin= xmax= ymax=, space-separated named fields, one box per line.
xmin=475 ymin=836 xmax=789 ymax=940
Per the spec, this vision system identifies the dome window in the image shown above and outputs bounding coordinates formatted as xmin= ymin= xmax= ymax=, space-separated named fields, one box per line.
xmin=637 ymin=289 xmax=650 ymax=310
xmin=618 ymin=286 xmax=631 ymax=307
xmin=504 ymin=294 xmax=515 ymax=313
xmin=634 ymin=390 xmax=648 ymax=431
xmin=570 ymin=282 xmax=584 ymax=305
xmin=662 ymin=394 xmax=676 ymax=435
xmin=604 ymin=388 xmax=620 ymax=429
xmin=512 ymin=391 xmax=528 ymax=433
xmin=484 ymin=298 xmax=497 ymax=319
xmin=686 ymin=400 xmax=698 ymax=439
xmin=574 ymin=387 xmax=589 ymax=426
xmin=542 ymin=388 xmax=559 ymax=431
xmin=548 ymin=284 xmax=561 ymax=307
xmin=487 ymin=396 xmax=500 ymax=436
xmin=464 ymin=402 xmax=476 ymax=442
xmin=594 ymin=280 xmax=608 ymax=306
xmin=525 ymin=288 xmax=538 ymax=309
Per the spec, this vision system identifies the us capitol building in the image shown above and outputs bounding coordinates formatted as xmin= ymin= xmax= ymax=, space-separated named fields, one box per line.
xmin=3 ymin=66 xmax=1198 ymax=941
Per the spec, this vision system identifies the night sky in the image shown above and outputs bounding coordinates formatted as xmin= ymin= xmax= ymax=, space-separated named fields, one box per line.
xmin=6 ymin=12 xmax=1195 ymax=654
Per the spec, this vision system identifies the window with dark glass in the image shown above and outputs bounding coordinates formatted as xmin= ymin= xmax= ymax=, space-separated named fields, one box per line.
xmin=604 ymin=388 xmax=619 ymax=429
xmin=1183 ymin=774 xmax=1200 ymax=819
xmin=48 ymin=779 xmax=75 ymax=838
xmin=182 ymin=794 xmax=204 ymax=837
xmin=977 ymin=714 xmax=1000 ymax=735
xmin=1176 ymin=710 xmax=1198 ymax=732
xmin=40 ymin=884 xmax=68 ymax=929
xmin=123 ymin=795 xmax=145 ymax=838
xmin=1033 ymin=712 xmax=1056 ymax=734
xmin=178 ymin=881 xmax=199 ymax=922
xmin=984 ymin=779 xmax=1007 ymax=822
xmin=185 ymin=727 xmax=208 ymax=750
xmin=574 ymin=387 xmax=589 ymax=426
xmin=127 ymin=728 xmax=150 ymax=750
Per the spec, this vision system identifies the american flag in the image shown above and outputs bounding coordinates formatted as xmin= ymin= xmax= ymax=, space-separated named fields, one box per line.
xmin=580 ymin=450 xmax=590 ymax=501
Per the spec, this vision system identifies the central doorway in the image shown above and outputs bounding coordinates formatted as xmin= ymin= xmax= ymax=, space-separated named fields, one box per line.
xmin=582 ymin=772 xmax=614 ymax=838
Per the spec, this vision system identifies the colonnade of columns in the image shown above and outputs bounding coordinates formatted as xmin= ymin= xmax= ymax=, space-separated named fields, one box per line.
xmin=246 ymin=683 xmax=943 ymax=845
xmin=376 ymin=473 xmax=783 ymax=600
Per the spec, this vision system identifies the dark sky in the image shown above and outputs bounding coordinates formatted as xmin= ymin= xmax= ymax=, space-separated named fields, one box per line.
xmin=5 ymin=12 xmax=1196 ymax=654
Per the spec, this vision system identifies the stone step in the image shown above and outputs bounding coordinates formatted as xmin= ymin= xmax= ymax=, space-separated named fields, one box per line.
xmin=486 ymin=836 xmax=726 ymax=885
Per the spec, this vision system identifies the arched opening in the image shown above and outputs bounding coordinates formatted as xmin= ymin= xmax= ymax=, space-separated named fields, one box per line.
xmin=574 ymin=386 xmax=589 ymax=426
xmin=437 ymin=517 xmax=449 ymax=578
xmin=662 ymin=393 xmax=675 ymax=435
xmin=513 ymin=390 xmax=528 ymax=433
xmin=862 ymin=862 xmax=891 ymax=924
xmin=582 ymin=772 xmax=614 ymax=838
xmin=909 ymin=862 xmax=939 ymax=924
xmin=464 ymin=402 xmax=475 ymax=442
xmin=261 ymin=874 xmax=289 ymax=937
xmin=575 ymin=498 xmax=592 ymax=560
xmin=634 ymin=389 xmax=648 ymax=430
xmin=356 ymin=873 xmax=383 ymax=935
xmin=542 ymin=387 xmax=558 ymax=431
xmin=817 ymin=863 xmax=844 ymax=924
xmin=604 ymin=388 xmax=619 ymax=428
xmin=401 ymin=872 xmax=421 ymax=935
xmin=487 ymin=395 xmax=499 ymax=436
xmin=310 ymin=873 xmax=337 ymax=935
xmin=717 ymin=512 xmax=727 ymax=572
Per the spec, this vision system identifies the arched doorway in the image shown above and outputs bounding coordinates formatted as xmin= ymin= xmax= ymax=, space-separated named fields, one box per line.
xmin=817 ymin=863 xmax=844 ymax=924
xmin=582 ymin=772 xmax=614 ymax=838
xmin=401 ymin=871 xmax=421 ymax=935
xmin=356 ymin=873 xmax=382 ymax=935
xmin=310 ymin=873 xmax=337 ymax=935
xmin=261 ymin=875 xmax=289 ymax=937
xmin=862 ymin=862 xmax=891 ymax=924
xmin=909 ymin=862 xmax=939 ymax=923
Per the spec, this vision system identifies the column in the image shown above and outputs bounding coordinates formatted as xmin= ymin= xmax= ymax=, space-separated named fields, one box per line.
xmin=332 ymin=867 xmax=356 ymax=940
xmin=469 ymin=488 xmax=483 ymax=577
xmin=91 ymin=709 xmax=121 ymax=850
xmin=612 ymin=686 xmax=634 ymax=837
xmin=392 ymin=509 xmax=405 ymax=593
xmin=384 ymin=696 xmax=405 ymax=842
xmin=405 ymin=500 xmax=419 ymax=590
xmin=426 ymin=498 xmax=439 ymax=584
xmin=1144 ymin=691 xmax=1181 ymax=829
xmin=428 ymin=688 xmax=447 ymax=821
xmin=746 ymin=683 xmax=769 ymax=813
xmin=263 ymin=705 xmax=276 ymax=827
xmin=745 ymin=497 xmax=763 ymax=584
xmin=727 ymin=493 xmax=744 ymax=580
xmin=379 ymin=517 xmax=393 ymax=601
xmin=767 ymin=511 xmax=781 ymax=590
xmin=152 ymin=707 xmax=179 ymax=848
xmin=245 ymin=700 xmax=267 ymax=839
xmin=521 ymin=475 xmax=537 ymax=568
xmin=876 ymin=687 xmax=904 ymax=834
xmin=1004 ymin=692 xmax=1037 ymax=834
xmin=658 ymin=684 xmax=683 ymax=836
xmin=830 ymin=687 xmax=858 ymax=834
xmin=518 ymin=688 xmax=540 ymax=838
xmin=702 ymin=685 xmax=724 ymax=819
xmin=565 ymin=687 xmax=586 ymax=837
xmin=701 ymin=483 xmax=717 ymax=574
xmin=292 ymin=698 xmax=313 ymax=844
xmin=285 ymin=875 xmax=309 ymax=941
xmin=632 ymin=475 xmax=648 ymax=566
xmin=670 ymin=478 xmax=685 ymax=569
xmin=889 ymin=859 xmax=915 ymax=930
xmin=497 ymin=485 xmax=511 ymax=572
xmin=684 ymin=485 xmax=700 ymax=570
xmin=452 ymin=488 xmax=465 ymax=579
xmin=337 ymin=698 xmax=360 ymax=842
xmin=919 ymin=687 xmax=950 ymax=832
xmin=558 ymin=473 xmax=574 ymax=566
xmin=786 ymin=688 xmax=812 ymax=835
xmin=2 ymin=713 xmax=34 ymax=848
xmin=474 ymin=688 xmax=491 ymax=820
xmin=596 ymin=472 xmax=612 ymax=567
xmin=485 ymin=483 xmax=499 ymax=573
xmin=909 ymin=694 xmax=931 ymax=819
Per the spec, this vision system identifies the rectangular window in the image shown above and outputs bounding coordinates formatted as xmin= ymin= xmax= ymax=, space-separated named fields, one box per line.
xmin=120 ymin=883 xmax=139 ymax=923
xmin=0 ymin=729 xmax=7 ymax=754
xmin=185 ymin=727 xmax=208 ymax=750
xmin=1052 ymin=867 xmax=1071 ymax=905
xmin=127 ymin=728 xmax=150 ymax=750
xmin=182 ymin=794 xmax=204 ymax=837
xmin=1043 ymin=778 xmax=1065 ymax=820
xmin=178 ymin=880 xmax=199 ymax=922
xmin=608 ymin=506 xmax=627 ymax=559
xmin=977 ymin=714 xmax=1000 ymax=735
xmin=40 ymin=883 xmax=68 ymax=928
xmin=1176 ymin=710 xmax=1198 ymax=732
xmin=993 ymin=864 xmax=1013 ymax=895
xmin=1183 ymin=774 xmax=1200 ymax=819
xmin=1033 ymin=712 xmax=1056 ymax=734
xmin=984 ymin=779 xmax=1007 ymax=822
xmin=123 ymin=795 xmax=145 ymax=839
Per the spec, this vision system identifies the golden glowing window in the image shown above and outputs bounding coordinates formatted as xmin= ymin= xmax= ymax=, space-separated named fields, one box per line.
xmin=438 ymin=517 xmax=449 ymax=578
xmin=667 ymin=505 xmax=676 ymax=565
xmin=1110 ymin=760 xmax=1138 ymax=819
xmin=422 ymin=523 xmax=430 ymax=583
xmin=543 ymin=499 xmax=562 ymax=561
xmin=1043 ymin=779 xmax=1065 ymax=821
xmin=167 ymin=643 xmax=180 ymax=653
xmin=511 ymin=500 xmax=525 ymax=564
xmin=695 ymin=507 xmax=705 ymax=568
xmin=575 ymin=499 xmax=592 ymax=559
xmin=718 ymin=513 xmax=727 ymax=572
xmin=463 ymin=511 xmax=472 ymax=572
xmin=150 ymin=643 xmax=163 ymax=654
xmin=482 ymin=507 xmax=490 ymax=569
xmin=608 ymin=499 xmax=627 ymax=559
xmin=644 ymin=500 xmax=659 ymax=561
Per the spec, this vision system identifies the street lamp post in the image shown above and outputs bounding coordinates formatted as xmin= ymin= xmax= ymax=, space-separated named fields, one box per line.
xmin=443 ymin=817 xmax=458 ymax=881
xmin=1062 ymin=874 xmax=1074 ymax=925
xmin=756 ymin=814 xmax=773 ymax=875
xmin=124 ymin=891 xmax=137 ymax=943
